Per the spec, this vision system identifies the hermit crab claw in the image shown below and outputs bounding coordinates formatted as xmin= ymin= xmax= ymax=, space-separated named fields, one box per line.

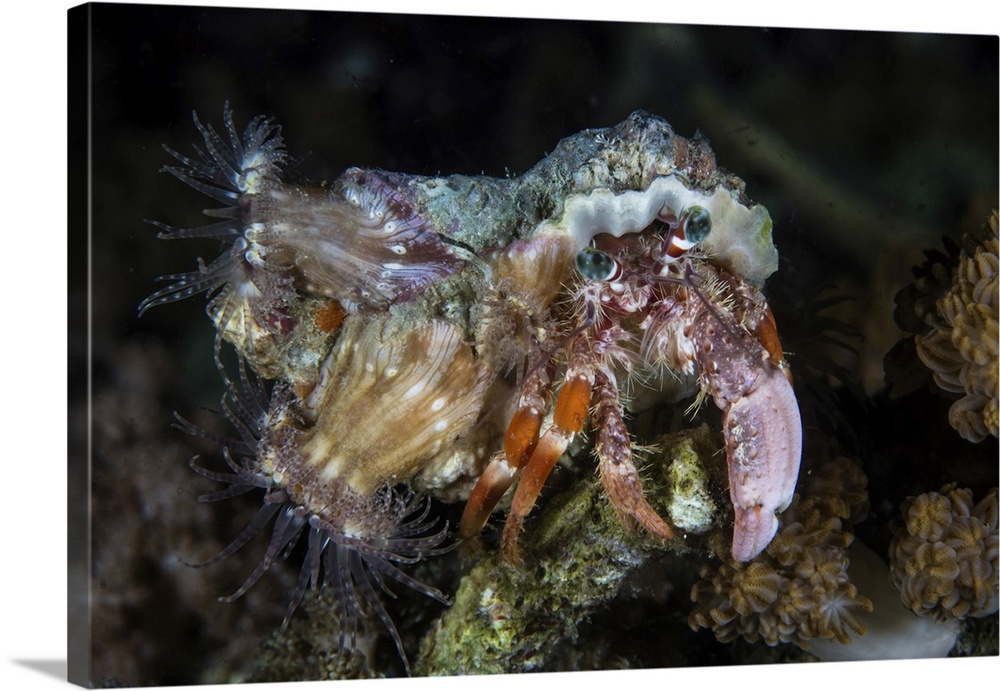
xmin=725 ymin=364 xmax=802 ymax=562
xmin=691 ymin=291 xmax=802 ymax=563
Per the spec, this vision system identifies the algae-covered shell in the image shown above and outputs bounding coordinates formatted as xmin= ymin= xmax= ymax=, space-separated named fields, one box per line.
xmin=143 ymin=108 xmax=779 ymax=377
xmin=389 ymin=110 xmax=778 ymax=284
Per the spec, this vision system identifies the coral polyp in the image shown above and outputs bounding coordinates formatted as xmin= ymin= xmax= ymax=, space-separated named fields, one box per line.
xmin=914 ymin=210 xmax=999 ymax=443
xmin=689 ymin=457 xmax=873 ymax=650
xmin=889 ymin=484 xmax=999 ymax=622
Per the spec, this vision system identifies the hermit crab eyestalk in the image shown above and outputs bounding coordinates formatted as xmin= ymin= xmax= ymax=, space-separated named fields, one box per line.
xmin=681 ymin=205 xmax=712 ymax=245
xmin=575 ymin=247 xmax=619 ymax=282
xmin=657 ymin=205 xmax=714 ymax=266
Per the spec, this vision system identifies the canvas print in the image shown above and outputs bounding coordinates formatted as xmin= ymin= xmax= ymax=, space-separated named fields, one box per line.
xmin=69 ymin=3 xmax=998 ymax=686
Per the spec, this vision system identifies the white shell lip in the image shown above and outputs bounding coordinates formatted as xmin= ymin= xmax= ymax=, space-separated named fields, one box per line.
xmin=539 ymin=175 xmax=778 ymax=285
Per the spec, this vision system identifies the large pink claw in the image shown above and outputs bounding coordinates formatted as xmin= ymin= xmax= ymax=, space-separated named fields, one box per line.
xmin=725 ymin=365 xmax=802 ymax=562
xmin=692 ymin=285 xmax=803 ymax=563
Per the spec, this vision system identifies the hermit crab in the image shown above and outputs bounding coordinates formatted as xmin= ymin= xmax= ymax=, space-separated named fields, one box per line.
xmin=140 ymin=104 xmax=802 ymax=672
xmin=461 ymin=182 xmax=802 ymax=563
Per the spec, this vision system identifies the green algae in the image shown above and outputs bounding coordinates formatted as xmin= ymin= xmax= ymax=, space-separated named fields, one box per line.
xmin=660 ymin=424 xmax=726 ymax=536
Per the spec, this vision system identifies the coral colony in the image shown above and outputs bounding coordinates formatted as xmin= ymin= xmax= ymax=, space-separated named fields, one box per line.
xmin=141 ymin=105 xmax=998 ymax=676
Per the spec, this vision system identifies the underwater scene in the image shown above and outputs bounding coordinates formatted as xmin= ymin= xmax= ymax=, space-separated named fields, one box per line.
xmin=71 ymin=3 xmax=998 ymax=686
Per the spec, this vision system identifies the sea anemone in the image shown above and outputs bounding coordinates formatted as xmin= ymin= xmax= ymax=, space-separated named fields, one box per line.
xmin=142 ymin=105 xmax=466 ymax=325
xmin=137 ymin=104 xmax=289 ymax=314
xmin=138 ymin=103 xmax=297 ymax=372
xmin=177 ymin=346 xmax=452 ymax=675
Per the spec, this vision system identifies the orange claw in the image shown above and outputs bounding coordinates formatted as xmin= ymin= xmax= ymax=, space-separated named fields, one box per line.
xmin=505 ymin=405 xmax=544 ymax=468
xmin=458 ymin=366 xmax=548 ymax=539
xmin=458 ymin=453 xmax=520 ymax=539
xmin=552 ymin=368 xmax=592 ymax=431
xmin=754 ymin=306 xmax=793 ymax=385
xmin=500 ymin=338 xmax=594 ymax=560
xmin=754 ymin=306 xmax=784 ymax=366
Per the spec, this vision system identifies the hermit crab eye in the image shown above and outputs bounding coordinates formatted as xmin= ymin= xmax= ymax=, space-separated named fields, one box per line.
xmin=681 ymin=206 xmax=712 ymax=245
xmin=575 ymin=246 xmax=617 ymax=281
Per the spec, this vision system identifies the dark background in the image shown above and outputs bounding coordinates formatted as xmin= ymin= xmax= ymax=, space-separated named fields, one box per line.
xmin=86 ymin=4 xmax=997 ymax=372
xmin=71 ymin=2 xmax=997 ymax=685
